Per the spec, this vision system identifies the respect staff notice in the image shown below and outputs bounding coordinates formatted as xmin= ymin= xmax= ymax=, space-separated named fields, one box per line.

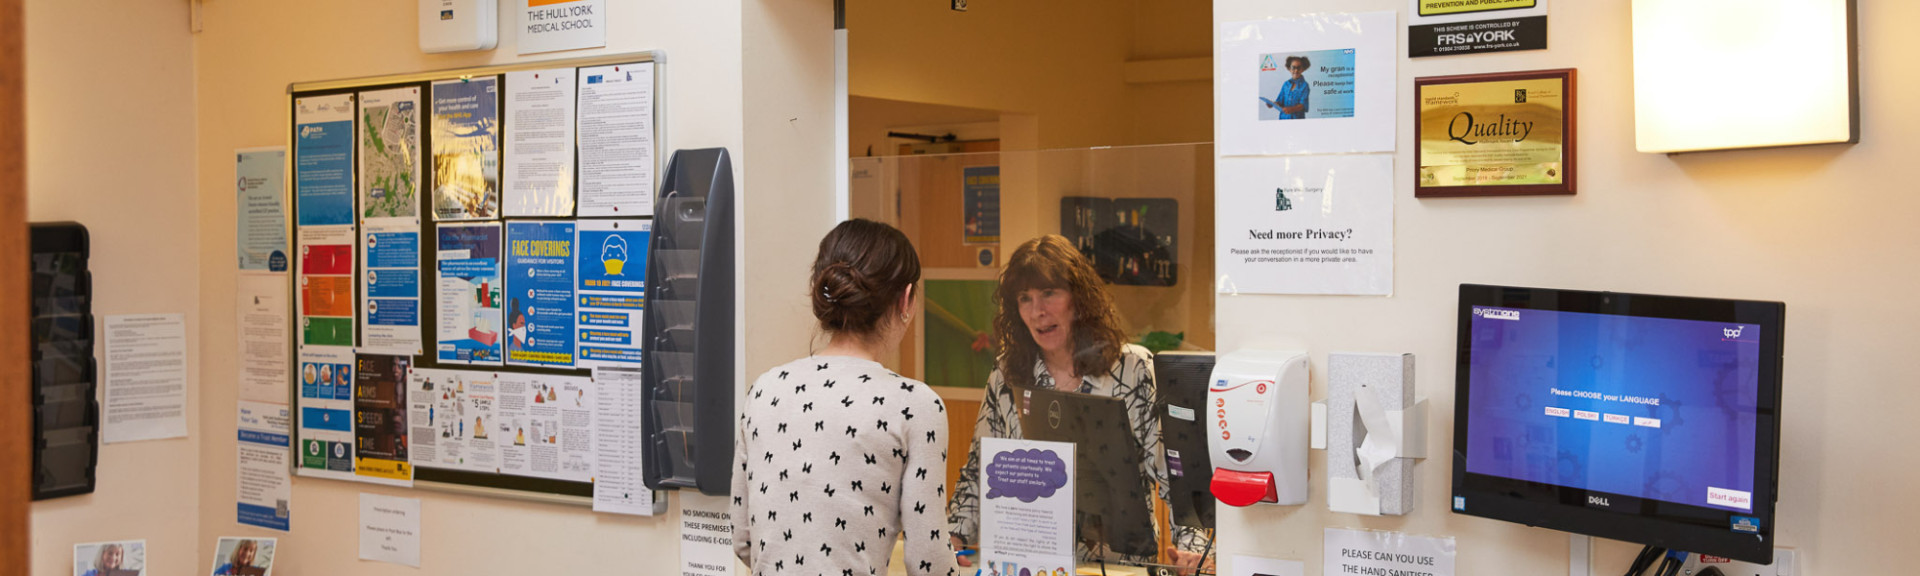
xmin=1216 ymin=155 xmax=1394 ymax=295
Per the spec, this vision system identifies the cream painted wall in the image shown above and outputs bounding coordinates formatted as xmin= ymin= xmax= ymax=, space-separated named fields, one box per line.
xmin=1213 ymin=1 xmax=1916 ymax=575
xmin=23 ymin=1 xmax=202 ymax=575
xmin=847 ymin=0 xmax=1135 ymax=149
xmin=183 ymin=0 xmax=829 ymax=574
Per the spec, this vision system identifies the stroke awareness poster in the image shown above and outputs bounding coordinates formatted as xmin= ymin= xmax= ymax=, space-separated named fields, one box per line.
xmin=436 ymin=223 xmax=504 ymax=366
xmin=575 ymin=220 xmax=649 ymax=369
xmin=505 ymin=221 xmax=578 ymax=368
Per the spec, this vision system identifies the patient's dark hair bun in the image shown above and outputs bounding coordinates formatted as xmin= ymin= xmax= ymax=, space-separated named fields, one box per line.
xmin=810 ymin=219 xmax=920 ymax=336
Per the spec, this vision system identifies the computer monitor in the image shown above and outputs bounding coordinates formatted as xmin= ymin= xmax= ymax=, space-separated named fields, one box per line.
xmin=1451 ymin=284 xmax=1785 ymax=563
xmin=1154 ymin=351 xmax=1217 ymax=530
xmin=1015 ymin=384 xmax=1157 ymax=560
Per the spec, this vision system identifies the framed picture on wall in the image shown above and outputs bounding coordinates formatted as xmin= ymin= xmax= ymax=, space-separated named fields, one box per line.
xmin=1060 ymin=197 xmax=1178 ymax=287
xmin=1414 ymin=68 xmax=1576 ymax=198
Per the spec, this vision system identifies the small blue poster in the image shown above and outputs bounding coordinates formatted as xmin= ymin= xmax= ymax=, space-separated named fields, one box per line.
xmin=505 ymin=221 xmax=578 ymax=368
xmin=962 ymin=166 xmax=1000 ymax=244
xmin=575 ymin=219 xmax=650 ymax=368
xmin=295 ymin=94 xmax=355 ymax=226
xmin=436 ymin=223 xmax=504 ymax=365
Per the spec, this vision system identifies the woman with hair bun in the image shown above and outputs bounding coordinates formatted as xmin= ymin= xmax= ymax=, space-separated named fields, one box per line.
xmin=731 ymin=219 xmax=959 ymax=576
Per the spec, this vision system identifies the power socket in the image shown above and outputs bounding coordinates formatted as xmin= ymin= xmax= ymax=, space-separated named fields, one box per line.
xmin=1679 ymin=548 xmax=1797 ymax=576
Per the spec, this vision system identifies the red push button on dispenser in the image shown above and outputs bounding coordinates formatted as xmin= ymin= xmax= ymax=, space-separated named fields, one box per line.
xmin=1210 ymin=469 xmax=1278 ymax=507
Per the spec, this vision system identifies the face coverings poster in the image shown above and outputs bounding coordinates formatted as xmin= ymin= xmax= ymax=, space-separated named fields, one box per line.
xmin=574 ymin=220 xmax=649 ymax=369
xmin=504 ymin=221 xmax=578 ymax=368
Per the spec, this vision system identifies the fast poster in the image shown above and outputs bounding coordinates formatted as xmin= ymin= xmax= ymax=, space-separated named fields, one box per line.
xmin=1218 ymin=12 xmax=1397 ymax=155
xmin=575 ymin=220 xmax=649 ymax=369
xmin=576 ymin=63 xmax=656 ymax=217
xmin=407 ymin=368 xmax=501 ymax=473
xmin=294 ymin=94 xmax=354 ymax=226
xmin=353 ymin=354 xmax=413 ymax=484
xmin=505 ymin=221 xmax=577 ymax=368
xmin=504 ymin=69 xmax=578 ymax=216
xmin=359 ymin=86 xmax=422 ymax=219
xmin=431 ymin=77 xmax=501 ymax=221
xmin=297 ymin=226 xmax=354 ymax=347
xmin=436 ymin=223 xmax=504 ymax=365
xmin=297 ymin=346 xmax=356 ymax=481
xmin=1216 ymin=155 xmax=1394 ymax=295
xmin=361 ymin=219 xmax=422 ymax=355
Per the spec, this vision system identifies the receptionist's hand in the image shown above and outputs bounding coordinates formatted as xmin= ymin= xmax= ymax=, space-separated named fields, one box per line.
xmin=1168 ymin=546 xmax=1213 ymax=576
xmin=953 ymin=536 xmax=973 ymax=567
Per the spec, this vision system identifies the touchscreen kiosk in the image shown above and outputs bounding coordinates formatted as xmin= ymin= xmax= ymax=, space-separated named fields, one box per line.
xmin=1451 ymin=284 xmax=1785 ymax=563
xmin=1015 ymin=385 xmax=1157 ymax=560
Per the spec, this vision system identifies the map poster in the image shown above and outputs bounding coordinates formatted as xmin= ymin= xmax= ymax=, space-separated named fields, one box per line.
xmin=354 ymin=353 xmax=413 ymax=484
xmin=294 ymin=94 xmax=354 ymax=226
xmin=431 ymin=77 xmax=501 ymax=221
xmin=505 ymin=221 xmax=577 ymax=368
xmin=361 ymin=218 xmax=422 ymax=355
xmin=297 ymin=346 xmax=356 ymax=481
xmin=359 ymin=87 xmax=422 ymax=219
xmin=575 ymin=220 xmax=649 ymax=369
xmin=436 ymin=223 xmax=504 ymax=366
xmin=504 ymin=69 xmax=578 ymax=217
xmin=297 ymin=225 xmax=355 ymax=347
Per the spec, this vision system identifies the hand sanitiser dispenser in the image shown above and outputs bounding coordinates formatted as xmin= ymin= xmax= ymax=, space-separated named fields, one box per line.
xmin=1207 ymin=350 xmax=1310 ymax=506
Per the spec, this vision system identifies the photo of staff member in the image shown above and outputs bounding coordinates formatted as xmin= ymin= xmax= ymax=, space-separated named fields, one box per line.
xmin=209 ymin=537 xmax=276 ymax=576
xmin=1263 ymin=55 xmax=1311 ymax=119
xmin=74 ymin=540 xmax=145 ymax=576
xmin=1257 ymin=48 xmax=1356 ymax=121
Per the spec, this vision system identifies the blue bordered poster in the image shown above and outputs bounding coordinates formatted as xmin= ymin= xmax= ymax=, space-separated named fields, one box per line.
xmin=574 ymin=219 xmax=649 ymax=369
xmin=505 ymin=221 xmax=578 ymax=368
xmin=294 ymin=94 xmax=354 ymax=226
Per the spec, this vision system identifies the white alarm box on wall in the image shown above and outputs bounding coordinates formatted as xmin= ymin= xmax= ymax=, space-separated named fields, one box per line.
xmin=1206 ymin=349 xmax=1310 ymax=506
xmin=420 ymin=0 xmax=498 ymax=53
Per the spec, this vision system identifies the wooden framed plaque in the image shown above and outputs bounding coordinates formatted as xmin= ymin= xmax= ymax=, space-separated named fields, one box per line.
xmin=1414 ymin=68 xmax=1575 ymax=198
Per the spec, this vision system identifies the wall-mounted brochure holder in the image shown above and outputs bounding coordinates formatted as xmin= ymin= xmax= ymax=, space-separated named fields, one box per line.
xmin=1312 ymin=352 xmax=1428 ymax=516
xmin=30 ymin=222 xmax=98 ymax=500
xmin=641 ymin=148 xmax=736 ymax=495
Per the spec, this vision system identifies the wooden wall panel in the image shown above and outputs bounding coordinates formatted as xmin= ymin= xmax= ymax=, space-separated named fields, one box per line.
xmin=1 ymin=0 xmax=32 ymax=572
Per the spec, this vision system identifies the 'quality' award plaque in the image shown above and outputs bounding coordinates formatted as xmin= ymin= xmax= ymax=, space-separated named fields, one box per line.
xmin=1415 ymin=68 xmax=1576 ymax=198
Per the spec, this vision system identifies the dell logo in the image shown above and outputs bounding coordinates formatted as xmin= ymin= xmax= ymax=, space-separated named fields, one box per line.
xmin=1588 ymin=495 xmax=1611 ymax=507
xmin=1723 ymin=326 xmax=1744 ymax=338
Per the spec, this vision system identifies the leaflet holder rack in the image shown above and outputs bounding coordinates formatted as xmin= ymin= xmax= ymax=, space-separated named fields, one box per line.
xmin=640 ymin=148 xmax=737 ymax=495
xmin=29 ymin=222 xmax=98 ymax=500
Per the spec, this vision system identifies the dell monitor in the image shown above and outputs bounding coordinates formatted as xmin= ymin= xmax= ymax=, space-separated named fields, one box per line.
xmin=1451 ymin=284 xmax=1785 ymax=564
xmin=1015 ymin=384 xmax=1157 ymax=560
